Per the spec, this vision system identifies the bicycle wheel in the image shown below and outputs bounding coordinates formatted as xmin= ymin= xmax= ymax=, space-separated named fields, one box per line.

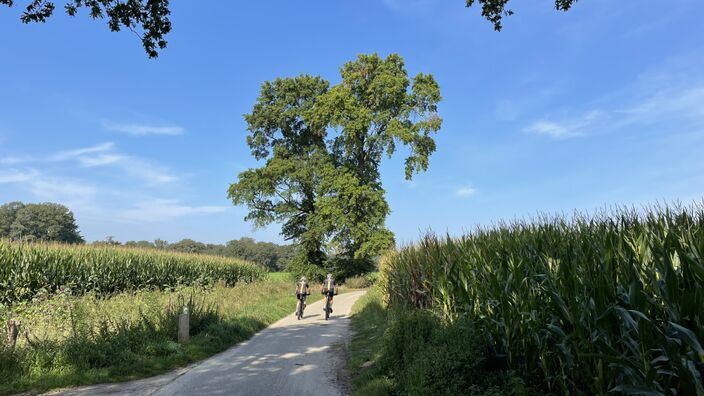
xmin=324 ymin=297 xmax=330 ymax=320
xmin=296 ymin=299 xmax=302 ymax=320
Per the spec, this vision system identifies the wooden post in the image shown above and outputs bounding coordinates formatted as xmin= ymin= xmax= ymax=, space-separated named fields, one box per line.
xmin=178 ymin=305 xmax=190 ymax=343
xmin=6 ymin=319 xmax=20 ymax=350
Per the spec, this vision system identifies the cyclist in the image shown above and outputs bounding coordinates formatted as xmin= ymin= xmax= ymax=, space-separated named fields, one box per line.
xmin=321 ymin=273 xmax=337 ymax=313
xmin=295 ymin=276 xmax=310 ymax=314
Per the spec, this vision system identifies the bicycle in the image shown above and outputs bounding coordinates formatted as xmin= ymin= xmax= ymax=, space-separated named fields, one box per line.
xmin=295 ymin=292 xmax=309 ymax=320
xmin=323 ymin=292 xmax=333 ymax=320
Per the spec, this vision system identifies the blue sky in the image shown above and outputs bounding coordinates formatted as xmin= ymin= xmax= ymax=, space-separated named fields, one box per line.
xmin=1 ymin=0 xmax=703 ymax=245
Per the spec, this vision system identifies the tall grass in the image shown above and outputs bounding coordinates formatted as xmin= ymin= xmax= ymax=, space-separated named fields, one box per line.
xmin=381 ymin=204 xmax=704 ymax=395
xmin=0 ymin=240 xmax=266 ymax=305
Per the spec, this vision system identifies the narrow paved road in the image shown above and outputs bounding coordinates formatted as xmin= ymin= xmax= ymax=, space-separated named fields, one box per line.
xmin=47 ymin=291 xmax=366 ymax=396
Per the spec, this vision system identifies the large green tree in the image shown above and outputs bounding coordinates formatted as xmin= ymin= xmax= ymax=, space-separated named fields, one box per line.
xmin=228 ymin=53 xmax=442 ymax=276
xmin=0 ymin=201 xmax=84 ymax=243
xmin=0 ymin=0 xmax=171 ymax=57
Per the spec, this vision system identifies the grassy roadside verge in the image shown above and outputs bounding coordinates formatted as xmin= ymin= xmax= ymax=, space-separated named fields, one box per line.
xmin=267 ymin=271 xmax=294 ymax=282
xmin=0 ymin=280 xmax=321 ymax=395
xmin=347 ymin=287 xmax=393 ymax=395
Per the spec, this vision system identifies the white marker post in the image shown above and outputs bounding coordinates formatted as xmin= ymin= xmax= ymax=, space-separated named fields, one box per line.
xmin=178 ymin=305 xmax=190 ymax=343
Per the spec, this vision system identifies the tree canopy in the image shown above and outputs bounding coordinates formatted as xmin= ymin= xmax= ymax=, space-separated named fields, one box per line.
xmin=466 ymin=0 xmax=578 ymax=31
xmin=228 ymin=53 xmax=442 ymax=277
xmin=0 ymin=0 xmax=171 ymax=57
xmin=0 ymin=201 xmax=83 ymax=243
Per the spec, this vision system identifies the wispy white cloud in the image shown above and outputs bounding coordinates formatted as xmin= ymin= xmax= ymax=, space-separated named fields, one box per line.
xmin=117 ymin=199 xmax=228 ymax=223
xmin=523 ymin=56 xmax=704 ymax=141
xmin=523 ymin=111 xmax=603 ymax=139
xmin=0 ymin=168 xmax=39 ymax=183
xmin=0 ymin=167 xmax=96 ymax=205
xmin=72 ymin=148 xmax=176 ymax=184
xmin=523 ymin=121 xmax=574 ymax=139
xmin=618 ymin=86 xmax=704 ymax=124
xmin=28 ymin=178 xmax=97 ymax=201
xmin=2 ymin=142 xmax=177 ymax=184
xmin=52 ymin=142 xmax=115 ymax=161
xmin=2 ymin=146 xmax=214 ymax=239
xmin=78 ymin=154 xmax=125 ymax=167
xmin=104 ymin=122 xmax=185 ymax=136
xmin=1 ymin=143 xmax=115 ymax=164
xmin=0 ymin=156 xmax=34 ymax=165
xmin=76 ymin=151 xmax=176 ymax=184
xmin=120 ymin=159 xmax=178 ymax=184
xmin=455 ymin=186 xmax=477 ymax=198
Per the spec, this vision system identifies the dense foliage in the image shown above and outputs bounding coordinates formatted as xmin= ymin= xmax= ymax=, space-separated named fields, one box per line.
xmin=0 ymin=201 xmax=83 ymax=243
xmin=380 ymin=204 xmax=704 ymax=395
xmin=0 ymin=240 xmax=266 ymax=305
xmin=223 ymin=237 xmax=296 ymax=271
xmin=229 ymin=53 xmax=442 ymax=275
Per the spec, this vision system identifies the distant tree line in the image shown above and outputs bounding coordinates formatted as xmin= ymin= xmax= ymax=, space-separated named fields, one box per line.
xmin=93 ymin=236 xmax=296 ymax=271
xmin=0 ymin=201 xmax=295 ymax=271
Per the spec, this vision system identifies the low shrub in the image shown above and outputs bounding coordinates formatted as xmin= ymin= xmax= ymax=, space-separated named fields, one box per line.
xmin=345 ymin=276 xmax=370 ymax=289
xmin=344 ymin=272 xmax=380 ymax=288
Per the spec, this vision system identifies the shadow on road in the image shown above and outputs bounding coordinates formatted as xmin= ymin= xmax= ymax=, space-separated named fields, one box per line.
xmin=151 ymin=313 xmax=353 ymax=395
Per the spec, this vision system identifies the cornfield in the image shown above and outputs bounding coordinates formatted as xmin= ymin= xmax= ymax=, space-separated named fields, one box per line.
xmin=0 ymin=240 xmax=266 ymax=305
xmin=381 ymin=203 xmax=704 ymax=395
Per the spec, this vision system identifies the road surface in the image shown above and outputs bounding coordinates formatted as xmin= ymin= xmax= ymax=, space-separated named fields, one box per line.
xmin=46 ymin=290 xmax=366 ymax=396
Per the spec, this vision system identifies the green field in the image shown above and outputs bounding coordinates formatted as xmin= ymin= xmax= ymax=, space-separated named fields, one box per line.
xmin=0 ymin=240 xmax=266 ymax=304
xmin=267 ymin=271 xmax=294 ymax=282
xmin=350 ymin=204 xmax=704 ymax=395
